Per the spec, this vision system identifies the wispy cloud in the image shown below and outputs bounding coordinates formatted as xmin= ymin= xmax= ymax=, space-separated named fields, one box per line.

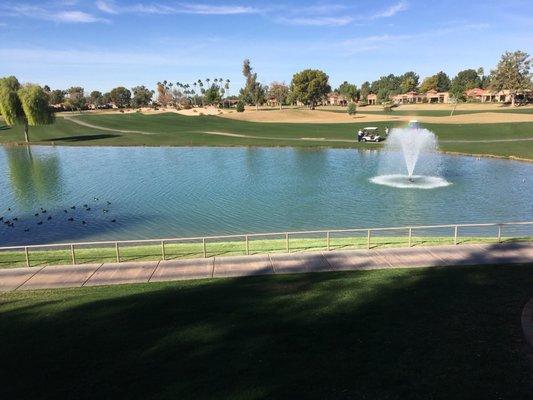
xmin=278 ymin=16 xmax=354 ymax=27
xmin=95 ymin=1 xmax=260 ymax=15
xmin=338 ymin=23 xmax=489 ymax=54
xmin=1 ymin=4 xmax=107 ymax=23
xmin=371 ymin=1 xmax=409 ymax=19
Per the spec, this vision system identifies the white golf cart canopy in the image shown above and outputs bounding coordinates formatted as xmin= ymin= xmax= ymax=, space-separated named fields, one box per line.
xmin=363 ymin=127 xmax=378 ymax=131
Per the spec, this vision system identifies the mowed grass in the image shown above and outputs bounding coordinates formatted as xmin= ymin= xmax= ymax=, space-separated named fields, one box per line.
xmin=1 ymin=263 xmax=532 ymax=399
xmin=1 ymin=235 xmax=529 ymax=268
xmin=1 ymin=113 xmax=532 ymax=159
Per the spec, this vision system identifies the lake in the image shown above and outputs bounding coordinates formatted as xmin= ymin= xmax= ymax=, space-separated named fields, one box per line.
xmin=0 ymin=145 xmax=531 ymax=246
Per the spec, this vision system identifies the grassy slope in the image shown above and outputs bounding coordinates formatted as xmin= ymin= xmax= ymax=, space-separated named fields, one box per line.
xmin=0 ymin=264 xmax=532 ymax=399
xmin=0 ymin=113 xmax=532 ymax=159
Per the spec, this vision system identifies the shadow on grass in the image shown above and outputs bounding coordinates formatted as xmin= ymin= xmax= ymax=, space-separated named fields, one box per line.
xmin=44 ymin=133 xmax=121 ymax=142
xmin=0 ymin=243 xmax=532 ymax=399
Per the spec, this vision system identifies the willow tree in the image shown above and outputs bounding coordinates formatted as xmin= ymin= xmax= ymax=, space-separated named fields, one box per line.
xmin=0 ymin=76 xmax=53 ymax=143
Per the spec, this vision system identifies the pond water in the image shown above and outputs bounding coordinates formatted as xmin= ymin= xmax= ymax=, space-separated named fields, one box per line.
xmin=0 ymin=145 xmax=531 ymax=246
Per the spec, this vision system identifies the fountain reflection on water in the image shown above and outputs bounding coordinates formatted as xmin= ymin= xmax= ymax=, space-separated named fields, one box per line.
xmin=370 ymin=122 xmax=451 ymax=189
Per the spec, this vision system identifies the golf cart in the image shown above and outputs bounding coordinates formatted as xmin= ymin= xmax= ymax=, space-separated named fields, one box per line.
xmin=361 ymin=127 xmax=383 ymax=142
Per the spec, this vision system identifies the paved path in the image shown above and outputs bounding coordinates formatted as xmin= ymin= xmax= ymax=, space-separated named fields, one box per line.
xmin=0 ymin=242 xmax=531 ymax=292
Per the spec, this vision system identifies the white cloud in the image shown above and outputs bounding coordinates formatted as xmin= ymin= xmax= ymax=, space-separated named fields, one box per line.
xmin=371 ymin=1 xmax=409 ymax=19
xmin=338 ymin=23 xmax=489 ymax=54
xmin=178 ymin=3 xmax=259 ymax=15
xmin=278 ymin=16 xmax=353 ymax=27
xmin=55 ymin=11 xmax=104 ymax=23
xmin=95 ymin=1 xmax=260 ymax=15
xmin=95 ymin=0 xmax=118 ymax=14
xmin=1 ymin=4 xmax=107 ymax=23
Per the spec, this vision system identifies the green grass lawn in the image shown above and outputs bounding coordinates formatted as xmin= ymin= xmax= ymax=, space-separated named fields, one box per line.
xmin=0 ymin=113 xmax=532 ymax=159
xmin=0 ymin=264 xmax=532 ymax=399
xmin=2 ymin=236 xmax=529 ymax=269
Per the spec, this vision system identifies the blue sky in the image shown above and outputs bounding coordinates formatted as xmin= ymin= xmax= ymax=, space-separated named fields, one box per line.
xmin=0 ymin=0 xmax=531 ymax=93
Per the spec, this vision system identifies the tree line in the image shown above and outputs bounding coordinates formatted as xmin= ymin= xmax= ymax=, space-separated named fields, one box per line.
xmin=0 ymin=50 xmax=530 ymax=142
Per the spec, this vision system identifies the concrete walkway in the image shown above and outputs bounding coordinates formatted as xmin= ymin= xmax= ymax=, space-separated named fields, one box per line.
xmin=1 ymin=242 xmax=531 ymax=292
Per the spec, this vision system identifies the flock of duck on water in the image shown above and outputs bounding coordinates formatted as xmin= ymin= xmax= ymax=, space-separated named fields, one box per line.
xmin=1 ymin=197 xmax=117 ymax=234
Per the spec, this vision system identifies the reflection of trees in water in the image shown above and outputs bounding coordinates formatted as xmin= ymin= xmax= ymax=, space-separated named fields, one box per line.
xmin=4 ymin=146 xmax=61 ymax=208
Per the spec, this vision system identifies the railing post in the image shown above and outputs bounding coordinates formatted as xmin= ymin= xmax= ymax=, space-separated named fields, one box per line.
xmin=71 ymin=244 xmax=76 ymax=265
xmin=203 ymin=238 xmax=207 ymax=258
xmin=285 ymin=233 xmax=290 ymax=253
xmin=454 ymin=225 xmax=458 ymax=245
xmin=161 ymin=240 xmax=166 ymax=261
xmin=115 ymin=242 xmax=120 ymax=263
xmin=367 ymin=229 xmax=371 ymax=250
xmin=245 ymin=235 xmax=249 ymax=255
xmin=408 ymin=228 xmax=412 ymax=247
xmin=326 ymin=231 xmax=330 ymax=251
xmin=24 ymin=247 xmax=30 ymax=268
xmin=497 ymin=225 xmax=502 ymax=243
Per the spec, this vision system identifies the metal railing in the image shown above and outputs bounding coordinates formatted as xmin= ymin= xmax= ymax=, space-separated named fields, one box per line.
xmin=0 ymin=221 xmax=531 ymax=268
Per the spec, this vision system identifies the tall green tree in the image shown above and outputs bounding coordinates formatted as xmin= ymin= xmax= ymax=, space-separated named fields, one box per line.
xmin=240 ymin=59 xmax=266 ymax=110
xmin=400 ymin=71 xmax=419 ymax=93
xmin=89 ymin=91 xmax=104 ymax=107
xmin=450 ymin=69 xmax=482 ymax=102
xmin=419 ymin=75 xmax=439 ymax=93
xmin=336 ymin=81 xmax=358 ymax=101
xmin=360 ymin=81 xmax=371 ymax=102
xmin=290 ymin=69 xmax=330 ymax=109
xmin=370 ymin=74 xmax=402 ymax=102
xmin=109 ymin=86 xmax=131 ymax=108
xmin=490 ymin=50 xmax=531 ymax=105
xmin=435 ymin=71 xmax=451 ymax=92
xmin=66 ymin=87 xmax=86 ymax=110
xmin=49 ymin=89 xmax=65 ymax=105
xmin=131 ymin=86 xmax=153 ymax=108
xmin=0 ymin=77 xmax=53 ymax=143
xmin=420 ymin=72 xmax=451 ymax=93
xmin=204 ymin=84 xmax=222 ymax=105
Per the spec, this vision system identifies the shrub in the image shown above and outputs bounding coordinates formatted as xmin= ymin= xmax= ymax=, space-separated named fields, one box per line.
xmin=347 ymin=102 xmax=357 ymax=115
xmin=236 ymin=101 xmax=245 ymax=112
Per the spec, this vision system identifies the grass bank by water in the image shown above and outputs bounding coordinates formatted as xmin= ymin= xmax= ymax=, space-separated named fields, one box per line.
xmin=1 ymin=235 xmax=530 ymax=269
xmin=1 ymin=113 xmax=532 ymax=159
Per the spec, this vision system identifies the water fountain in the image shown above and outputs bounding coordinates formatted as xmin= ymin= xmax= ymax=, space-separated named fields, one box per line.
xmin=370 ymin=122 xmax=451 ymax=189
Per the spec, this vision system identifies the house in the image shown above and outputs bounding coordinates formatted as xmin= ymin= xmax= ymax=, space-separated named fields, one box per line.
xmin=464 ymin=88 xmax=490 ymax=102
xmin=367 ymin=93 xmax=377 ymax=105
xmin=327 ymin=92 xmax=349 ymax=106
xmin=391 ymin=91 xmax=425 ymax=104
xmin=425 ymin=90 xmax=450 ymax=103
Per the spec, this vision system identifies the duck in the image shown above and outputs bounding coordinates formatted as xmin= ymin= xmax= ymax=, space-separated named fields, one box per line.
xmin=24 ymin=228 xmax=29 ymax=232
xmin=82 ymin=220 xmax=87 ymax=225
xmin=47 ymin=216 xmax=52 ymax=220
xmin=70 ymin=206 xmax=76 ymax=209
xmin=34 ymin=213 xmax=39 ymax=217
xmin=68 ymin=217 xmax=74 ymax=222
xmin=111 ymin=219 xmax=116 ymax=223
xmin=37 ymin=221 xmax=43 ymax=225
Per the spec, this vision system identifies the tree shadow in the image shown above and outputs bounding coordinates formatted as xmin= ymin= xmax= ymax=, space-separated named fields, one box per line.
xmin=44 ymin=134 xmax=121 ymax=142
xmin=0 ymin=242 xmax=532 ymax=399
